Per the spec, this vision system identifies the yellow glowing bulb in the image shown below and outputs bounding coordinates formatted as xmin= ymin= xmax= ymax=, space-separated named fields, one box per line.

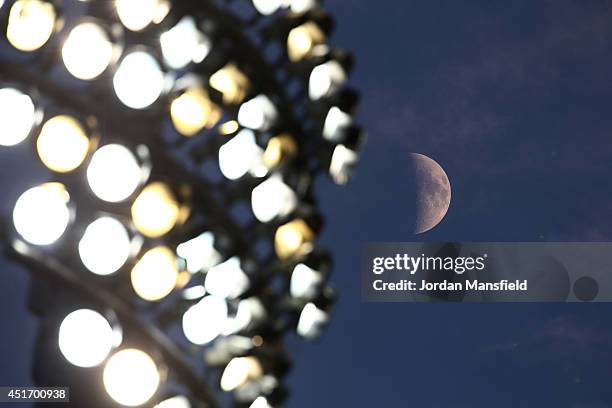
xmin=287 ymin=22 xmax=326 ymax=62
xmin=274 ymin=219 xmax=315 ymax=260
xmin=209 ymin=64 xmax=250 ymax=105
xmin=263 ymin=134 xmax=297 ymax=169
xmin=36 ymin=115 xmax=90 ymax=173
xmin=218 ymin=120 xmax=239 ymax=135
xmin=103 ymin=349 xmax=160 ymax=406
xmin=220 ymin=356 xmax=263 ymax=392
xmin=115 ymin=0 xmax=170 ymax=32
xmin=170 ymin=86 xmax=222 ymax=137
xmin=131 ymin=246 xmax=179 ymax=301
xmin=7 ymin=0 xmax=56 ymax=52
xmin=131 ymin=182 xmax=180 ymax=238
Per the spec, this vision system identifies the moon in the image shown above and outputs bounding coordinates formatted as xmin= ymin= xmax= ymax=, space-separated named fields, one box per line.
xmin=411 ymin=153 xmax=451 ymax=234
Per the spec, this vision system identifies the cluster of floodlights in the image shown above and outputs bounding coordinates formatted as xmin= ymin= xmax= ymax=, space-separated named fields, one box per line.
xmin=0 ymin=0 xmax=363 ymax=406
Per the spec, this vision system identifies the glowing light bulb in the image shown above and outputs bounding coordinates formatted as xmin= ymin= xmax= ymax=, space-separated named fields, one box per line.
xmin=329 ymin=144 xmax=358 ymax=185
xmin=115 ymin=0 xmax=170 ymax=32
xmin=274 ymin=219 xmax=315 ymax=260
xmin=131 ymin=246 xmax=179 ymax=301
xmin=297 ymin=302 xmax=328 ymax=339
xmin=0 ymin=88 xmax=36 ymax=147
xmin=62 ymin=22 xmax=113 ymax=80
xmin=161 ymin=17 xmax=210 ymax=69
xmin=7 ymin=0 xmax=56 ymax=52
xmin=58 ymin=309 xmax=116 ymax=368
xmin=103 ymin=349 xmax=160 ymax=407
xmin=209 ymin=64 xmax=250 ymax=105
xmin=155 ymin=396 xmax=191 ymax=408
xmin=309 ymin=60 xmax=346 ymax=100
xmin=170 ymin=86 xmax=221 ymax=137
xmin=290 ymin=0 xmax=316 ymax=13
xmin=263 ymin=135 xmax=297 ymax=169
xmin=323 ymin=106 xmax=352 ymax=141
xmin=78 ymin=217 xmax=131 ymax=276
xmin=290 ymin=264 xmax=323 ymax=299
xmin=176 ymin=232 xmax=222 ymax=273
xmin=131 ymin=182 xmax=180 ymax=238
xmin=251 ymin=174 xmax=297 ymax=223
xmin=36 ymin=115 xmax=90 ymax=173
xmin=218 ymin=129 xmax=265 ymax=180
xmin=220 ymin=356 xmax=263 ymax=392
xmin=205 ymin=257 xmax=249 ymax=299
xmin=87 ymin=144 xmax=143 ymax=203
xmin=252 ymin=0 xmax=283 ymax=15
xmin=287 ymin=22 xmax=326 ymax=62
xmin=250 ymin=397 xmax=273 ymax=408
xmin=238 ymin=95 xmax=278 ymax=131
xmin=182 ymin=295 xmax=227 ymax=345
xmin=13 ymin=183 xmax=70 ymax=245
xmin=113 ymin=51 xmax=165 ymax=109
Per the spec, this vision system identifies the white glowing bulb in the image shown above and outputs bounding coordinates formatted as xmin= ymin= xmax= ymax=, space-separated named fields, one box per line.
xmin=220 ymin=357 xmax=263 ymax=392
xmin=290 ymin=0 xmax=316 ymax=13
xmin=329 ymin=144 xmax=358 ymax=185
xmin=218 ymin=129 xmax=264 ymax=180
xmin=0 ymin=88 xmax=36 ymax=147
xmin=13 ymin=183 xmax=70 ymax=245
xmin=103 ymin=349 xmax=160 ymax=407
xmin=160 ymin=17 xmax=210 ymax=69
xmin=7 ymin=0 xmax=56 ymax=52
xmin=205 ymin=257 xmax=249 ymax=299
xmin=182 ymin=295 xmax=228 ymax=345
xmin=290 ymin=264 xmax=322 ymax=299
xmin=297 ymin=302 xmax=328 ymax=339
xmin=252 ymin=0 xmax=283 ymax=15
xmin=250 ymin=397 xmax=273 ymax=408
xmin=238 ymin=95 xmax=278 ymax=131
xmin=79 ymin=217 xmax=131 ymax=276
xmin=322 ymin=106 xmax=352 ymax=141
xmin=62 ymin=22 xmax=113 ymax=80
xmin=58 ymin=309 xmax=117 ymax=368
xmin=87 ymin=144 xmax=143 ymax=203
xmin=113 ymin=51 xmax=165 ymax=109
xmin=309 ymin=60 xmax=346 ymax=100
xmin=251 ymin=174 xmax=297 ymax=223
xmin=176 ymin=232 xmax=222 ymax=273
xmin=155 ymin=396 xmax=191 ymax=408
xmin=115 ymin=0 xmax=169 ymax=32
xmin=224 ymin=297 xmax=266 ymax=335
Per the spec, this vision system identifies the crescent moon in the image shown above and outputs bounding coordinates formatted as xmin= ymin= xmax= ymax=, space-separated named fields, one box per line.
xmin=411 ymin=153 xmax=451 ymax=234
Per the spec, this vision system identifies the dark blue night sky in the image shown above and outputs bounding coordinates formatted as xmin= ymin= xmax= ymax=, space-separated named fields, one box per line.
xmin=3 ymin=1 xmax=612 ymax=407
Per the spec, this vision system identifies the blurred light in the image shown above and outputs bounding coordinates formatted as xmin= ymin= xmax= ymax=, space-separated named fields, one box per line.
xmin=220 ymin=356 xmax=263 ymax=392
xmin=0 ymin=88 xmax=36 ymax=147
xmin=62 ymin=22 xmax=113 ymax=80
xmin=182 ymin=285 xmax=206 ymax=300
xmin=323 ymin=106 xmax=351 ymax=141
xmin=87 ymin=144 xmax=143 ymax=203
xmin=115 ymin=0 xmax=170 ymax=32
xmin=252 ymin=0 xmax=283 ymax=15
xmin=250 ymin=397 xmax=273 ymax=408
xmin=309 ymin=60 xmax=346 ymax=100
xmin=205 ymin=257 xmax=249 ymax=299
xmin=290 ymin=0 xmax=316 ymax=13
xmin=219 ymin=120 xmax=239 ymax=135
xmin=251 ymin=174 xmax=297 ymax=223
xmin=287 ymin=22 xmax=326 ymax=62
xmin=263 ymin=135 xmax=297 ymax=169
xmin=297 ymin=302 xmax=328 ymax=339
xmin=79 ymin=217 xmax=131 ymax=276
xmin=238 ymin=95 xmax=278 ymax=131
xmin=13 ymin=183 xmax=70 ymax=245
xmin=131 ymin=182 xmax=180 ymax=238
xmin=161 ymin=17 xmax=210 ymax=69
xmin=103 ymin=349 xmax=160 ymax=406
xmin=224 ymin=297 xmax=266 ymax=335
xmin=58 ymin=309 xmax=116 ymax=368
xmin=274 ymin=219 xmax=314 ymax=260
xmin=176 ymin=232 xmax=221 ymax=273
xmin=170 ymin=86 xmax=221 ymax=137
xmin=182 ymin=295 xmax=227 ymax=345
xmin=329 ymin=144 xmax=357 ymax=185
xmin=209 ymin=64 xmax=250 ymax=105
xmin=219 ymin=129 xmax=264 ymax=180
xmin=290 ymin=264 xmax=322 ymax=299
xmin=7 ymin=0 xmax=56 ymax=52
xmin=36 ymin=115 xmax=90 ymax=173
xmin=155 ymin=396 xmax=191 ymax=408
xmin=113 ymin=51 xmax=165 ymax=109
xmin=131 ymin=246 xmax=179 ymax=301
